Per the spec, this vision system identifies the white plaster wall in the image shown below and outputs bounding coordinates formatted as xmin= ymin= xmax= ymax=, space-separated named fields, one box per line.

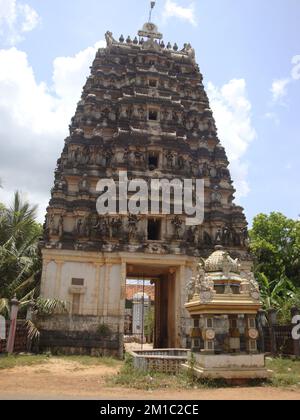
xmin=97 ymin=265 xmax=106 ymax=315
xmin=43 ymin=261 xmax=57 ymax=299
xmin=60 ymin=262 xmax=97 ymax=315
xmin=182 ymin=267 xmax=193 ymax=331
xmin=107 ymin=264 xmax=122 ymax=316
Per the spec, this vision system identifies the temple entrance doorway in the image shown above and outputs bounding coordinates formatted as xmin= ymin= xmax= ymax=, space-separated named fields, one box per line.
xmin=125 ymin=264 xmax=177 ymax=349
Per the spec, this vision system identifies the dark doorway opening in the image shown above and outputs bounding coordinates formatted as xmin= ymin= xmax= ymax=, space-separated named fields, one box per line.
xmin=148 ymin=219 xmax=161 ymax=241
xmin=148 ymin=153 xmax=159 ymax=171
xmin=148 ymin=109 xmax=158 ymax=121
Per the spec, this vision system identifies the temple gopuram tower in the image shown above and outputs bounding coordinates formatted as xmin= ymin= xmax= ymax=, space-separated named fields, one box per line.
xmin=39 ymin=20 xmax=252 ymax=356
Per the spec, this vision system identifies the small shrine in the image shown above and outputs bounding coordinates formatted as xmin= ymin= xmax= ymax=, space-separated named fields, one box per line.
xmin=184 ymin=246 xmax=271 ymax=380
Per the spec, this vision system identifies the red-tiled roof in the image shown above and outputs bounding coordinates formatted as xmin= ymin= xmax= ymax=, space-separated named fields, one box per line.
xmin=126 ymin=284 xmax=155 ymax=301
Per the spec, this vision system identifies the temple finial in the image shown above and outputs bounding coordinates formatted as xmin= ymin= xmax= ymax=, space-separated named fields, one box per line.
xmin=149 ymin=1 xmax=156 ymax=23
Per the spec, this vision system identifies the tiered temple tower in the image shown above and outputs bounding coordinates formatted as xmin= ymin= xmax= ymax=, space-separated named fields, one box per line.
xmin=39 ymin=22 xmax=252 ymax=356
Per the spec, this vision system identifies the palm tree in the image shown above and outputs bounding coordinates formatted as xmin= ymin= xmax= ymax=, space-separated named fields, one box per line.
xmin=258 ymin=272 xmax=300 ymax=323
xmin=259 ymin=273 xmax=291 ymax=310
xmin=0 ymin=192 xmax=66 ymax=323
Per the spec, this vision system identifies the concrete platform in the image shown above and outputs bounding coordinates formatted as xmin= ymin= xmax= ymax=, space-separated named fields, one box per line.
xmin=183 ymin=353 xmax=272 ymax=380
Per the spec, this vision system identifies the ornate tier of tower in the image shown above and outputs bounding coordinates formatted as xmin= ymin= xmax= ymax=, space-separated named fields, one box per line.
xmin=39 ymin=21 xmax=252 ymax=356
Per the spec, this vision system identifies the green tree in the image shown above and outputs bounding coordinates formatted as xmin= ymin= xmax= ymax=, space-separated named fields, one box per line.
xmin=250 ymin=213 xmax=300 ymax=288
xmin=250 ymin=213 xmax=300 ymax=322
xmin=0 ymin=192 xmax=65 ymax=320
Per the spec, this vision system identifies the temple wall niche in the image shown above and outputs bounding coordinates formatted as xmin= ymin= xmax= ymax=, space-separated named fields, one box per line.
xmin=64 ymin=217 xmax=74 ymax=233
xmin=60 ymin=262 xmax=97 ymax=314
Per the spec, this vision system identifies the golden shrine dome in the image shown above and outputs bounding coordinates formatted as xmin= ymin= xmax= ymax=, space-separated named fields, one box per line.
xmin=204 ymin=246 xmax=240 ymax=274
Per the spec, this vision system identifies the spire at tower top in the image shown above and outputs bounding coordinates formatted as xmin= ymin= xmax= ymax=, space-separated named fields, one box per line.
xmin=149 ymin=1 xmax=156 ymax=23
xmin=139 ymin=2 xmax=162 ymax=41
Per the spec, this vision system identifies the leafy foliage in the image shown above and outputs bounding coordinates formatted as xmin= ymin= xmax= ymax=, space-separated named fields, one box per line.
xmin=0 ymin=192 xmax=66 ymax=320
xmin=250 ymin=213 xmax=300 ymax=320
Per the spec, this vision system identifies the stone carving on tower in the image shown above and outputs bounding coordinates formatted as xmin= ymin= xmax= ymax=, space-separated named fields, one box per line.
xmin=39 ymin=12 xmax=253 ymax=357
xmin=41 ymin=20 xmax=250 ymax=261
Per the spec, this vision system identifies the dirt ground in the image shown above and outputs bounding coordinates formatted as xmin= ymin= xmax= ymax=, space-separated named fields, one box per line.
xmin=0 ymin=358 xmax=300 ymax=400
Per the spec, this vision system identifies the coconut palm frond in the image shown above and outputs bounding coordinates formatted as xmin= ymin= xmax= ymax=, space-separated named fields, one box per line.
xmin=25 ymin=320 xmax=40 ymax=341
xmin=14 ymin=274 xmax=36 ymax=294
xmin=36 ymin=298 xmax=67 ymax=315
xmin=19 ymin=288 xmax=36 ymax=304
xmin=0 ymin=298 xmax=9 ymax=316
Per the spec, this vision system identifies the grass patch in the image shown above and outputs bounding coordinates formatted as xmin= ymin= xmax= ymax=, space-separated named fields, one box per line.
xmin=0 ymin=354 xmax=121 ymax=371
xmin=0 ymin=355 xmax=50 ymax=370
xmin=267 ymin=357 xmax=300 ymax=388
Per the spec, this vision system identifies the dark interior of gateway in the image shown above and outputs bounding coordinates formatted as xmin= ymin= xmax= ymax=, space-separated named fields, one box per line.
xmin=125 ymin=264 xmax=177 ymax=349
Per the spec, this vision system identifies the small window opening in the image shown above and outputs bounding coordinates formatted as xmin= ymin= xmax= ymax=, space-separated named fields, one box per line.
xmin=149 ymin=79 xmax=158 ymax=88
xmin=148 ymin=153 xmax=159 ymax=171
xmin=72 ymin=278 xmax=84 ymax=286
xmin=148 ymin=109 xmax=158 ymax=121
xmin=214 ymin=285 xmax=225 ymax=294
xmin=230 ymin=319 xmax=238 ymax=329
xmin=207 ymin=318 xmax=214 ymax=329
xmin=231 ymin=285 xmax=240 ymax=295
xmin=148 ymin=219 xmax=161 ymax=241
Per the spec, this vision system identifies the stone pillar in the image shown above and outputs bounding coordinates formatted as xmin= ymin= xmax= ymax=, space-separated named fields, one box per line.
xmin=0 ymin=315 xmax=6 ymax=340
xmin=291 ymin=307 xmax=300 ymax=358
xmin=26 ymin=300 xmax=35 ymax=352
xmin=94 ymin=263 xmax=103 ymax=316
xmin=103 ymin=264 xmax=112 ymax=319
xmin=26 ymin=300 xmax=35 ymax=321
xmin=245 ymin=315 xmax=259 ymax=353
xmin=228 ymin=315 xmax=240 ymax=353
xmin=40 ymin=259 xmax=50 ymax=296
xmin=54 ymin=261 xmax=64 ymax=299
xmin=132 ymin=296 xmax=144 ymax=336
xmin=203 ymin=316 xmax=215 ymax=354
xmin=117 ymin=262 xmax=127 ymax=358
xmin=191 ymin=316 xmax=201 ymax=352
xmin=257 ymin=310 xmax=266 ymax=353
xmin=6 ymin=296 xmax=20 ymax=354
xmin=267 ymin=309 xmax=277 ymax=355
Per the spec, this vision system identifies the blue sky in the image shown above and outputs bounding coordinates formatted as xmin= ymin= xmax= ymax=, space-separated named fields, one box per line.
xmin=0 ymin=0 xmax=299 ymax=224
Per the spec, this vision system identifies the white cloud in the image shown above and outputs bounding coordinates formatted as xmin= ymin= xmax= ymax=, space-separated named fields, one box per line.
xmin=207 ymin=79 xmax=256 ymax=199
xmin=162 ymin=0 xmax=197 ymax=26
xmin=291 ymin=55 xmax=300 ymax=80
xmin=0 ymin=0 xmax=40 ymax=45
xmin=271 ymin=78 xmax=290 ymax=102
xmin=264 ymin=112 xmax=280 ymax=126
xmin=18 ymin=3 xmax=39 ymax=33
xmin=0 ymin=40 xmax=105 ymax=221
xmin=268 ymin=55 xmax=300 ymax=105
